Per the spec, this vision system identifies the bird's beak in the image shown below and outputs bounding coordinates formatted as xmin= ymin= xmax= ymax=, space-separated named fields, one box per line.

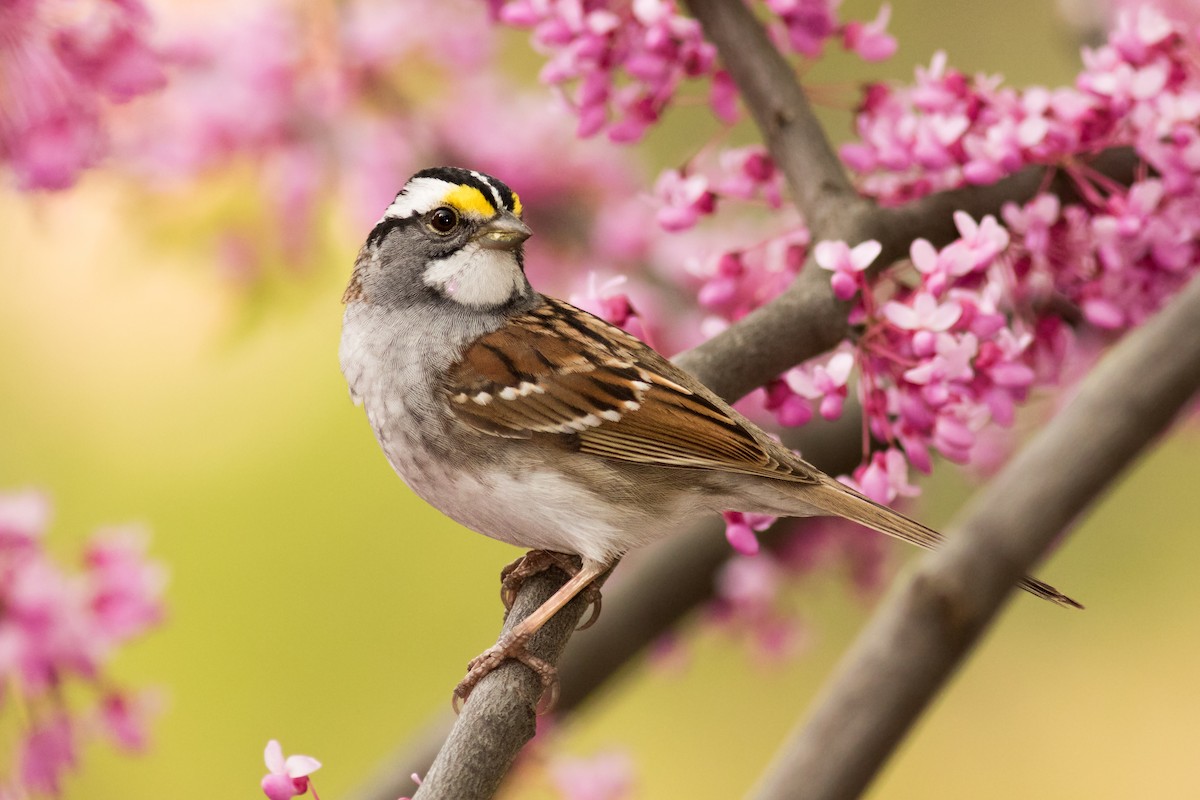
xmin=474 ymin=213 xmax=532 ymax=251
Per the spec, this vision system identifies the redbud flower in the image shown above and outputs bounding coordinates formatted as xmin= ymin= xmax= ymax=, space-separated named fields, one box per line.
xmin=784 ymin=349 xmax=855 ymax=421
xmin=883 ymin=292 xmax=962 ymax=332
xmin=814 ymin=239 xmax=882 ymax=300
xmin=843 ymin=4 xmax=897 ymax=62
xmin=849 ymin=449 xmax=919 ymax=505
xmin=722 ymin=511 xmax=776 ymax=556
xmin=261 ymin=740 xmax=321 ymax=800
xmin=654 ymin=169 xmax=716 ymax=231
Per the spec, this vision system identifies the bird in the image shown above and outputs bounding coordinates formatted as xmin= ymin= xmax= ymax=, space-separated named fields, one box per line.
xmin=339 ymin=165 xmax=1081 ymax=710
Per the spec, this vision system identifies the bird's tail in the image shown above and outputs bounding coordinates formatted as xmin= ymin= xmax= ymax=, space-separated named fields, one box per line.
xmin=803 ymin=478 xmax=1083 ymax=610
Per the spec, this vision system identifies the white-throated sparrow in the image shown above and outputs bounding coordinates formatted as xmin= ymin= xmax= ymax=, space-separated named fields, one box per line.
xmin=339 ymin=166 xmax=1080 ymax=709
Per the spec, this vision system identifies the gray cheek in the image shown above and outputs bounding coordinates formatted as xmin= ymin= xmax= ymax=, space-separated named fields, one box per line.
xmin=363 ymin=235 xmax=458 ymax=309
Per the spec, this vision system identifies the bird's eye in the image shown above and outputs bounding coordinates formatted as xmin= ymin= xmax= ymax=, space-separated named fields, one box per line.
xmin=428 ymin=207 xmax=459 ymax=234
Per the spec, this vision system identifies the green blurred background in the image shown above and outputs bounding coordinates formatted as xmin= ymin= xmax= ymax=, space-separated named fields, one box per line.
xmin=2 ymin=1 xmax=1199 ymax=797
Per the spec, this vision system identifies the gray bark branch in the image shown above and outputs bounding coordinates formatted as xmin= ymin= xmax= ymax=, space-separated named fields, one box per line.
xmin=750 ymin=273 xmax=1200 ymax=800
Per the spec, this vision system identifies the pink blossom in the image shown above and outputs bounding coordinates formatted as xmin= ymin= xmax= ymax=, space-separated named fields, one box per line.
xmin=712 ymin=550 xmax=805 ymax=661
xmin=262 ymin=740 xmax=322 ymax=800
xmin=783 ymin=348 xmax=855 ymax=421
xmin=814 ymin=239 xmax=883 ymax=300
xmin=722 ymin=511 xmax=775 ymax=556
xmin=950 ymin=212 xmax=1011 ymax=271
xmin=496 ymin=0 xmax=716 ymax=141
xmin=716 ymin=554 xmax=782 ymax=612
xmin=846 ymin=449 xmax=919 ymax=505
xmin=713 ymin=145 xmax=781 ymax=204
xmin=842 ymin=4 xmax=897 ymax=62
xmin=0 ymin=489 xmax=164 ymax=795
xmin=0 ymin=489 xmax=50 ymax=548
xmin=98 ymin=691 xmax=156 ymax=752
xmin=1002 ymin=193 xmax=1061 ymax=259
xmin=0 ymin=0 xmax=164 ymax=189
xmin=20 ymin=715 xmax=75 ymax=796
xmin=654 ymin=169 xmax=716 ymax=231
xmin=549 ymin=750 xmax=635 ymax=800
xmin=52 ymin=3 xmax=166 ymax=102
xmin=904 ymin=332 xmax=978 ymax=386
xmin=709 ymin=69 xmax=739 ymax=123
xmin=766 ymin=0 xmax=837 ymax=57
xmin=568 ymin=274 xmax=650 ymax=340
xmin=883 ymin=292 xmax=962 ymax=331
xmin=85 ymin=527 xmax=167 ymax=643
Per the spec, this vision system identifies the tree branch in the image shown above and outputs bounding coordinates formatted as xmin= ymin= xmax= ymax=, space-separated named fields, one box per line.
xmin=681 ymin=0 xmax=859 ymax=234
xmin=412 ymin=568 xmax=595 ymax=800
xmin=749 ymin=272 xmax=1200 ymax=800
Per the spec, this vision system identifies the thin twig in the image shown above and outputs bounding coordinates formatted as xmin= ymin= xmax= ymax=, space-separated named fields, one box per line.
xmin=750 ymin=273 xmax=1200 ymax=800
xmin=682 ymin=0 xmax=861 ymax=234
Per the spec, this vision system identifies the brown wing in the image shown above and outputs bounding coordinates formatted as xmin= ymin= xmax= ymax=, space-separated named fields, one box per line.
xmin=446 ymin=297 xmax=815 ymax=483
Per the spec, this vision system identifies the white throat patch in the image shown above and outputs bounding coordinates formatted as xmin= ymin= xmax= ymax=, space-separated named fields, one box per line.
xmin=422 ymin=242 xmax=527 ymax=307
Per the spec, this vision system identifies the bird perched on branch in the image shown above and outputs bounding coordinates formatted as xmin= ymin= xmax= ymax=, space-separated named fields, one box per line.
xmin=339 ymin=166 xmax=1080 ymax=710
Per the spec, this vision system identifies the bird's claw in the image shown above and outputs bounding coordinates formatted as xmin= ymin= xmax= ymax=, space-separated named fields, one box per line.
xmin=500 ymin=550 xmax=603 ymax=631
xmin=452 ymin=631 xmax=560 ymax=715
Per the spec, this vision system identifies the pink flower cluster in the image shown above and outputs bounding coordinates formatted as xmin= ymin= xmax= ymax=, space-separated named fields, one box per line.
xmin=653 ymin=145 xmax=783 ymax=233
xmin=0 ymin=489 xmax=165 ymax=796
xmin=548 ymin=749 xmax=635 ymax=800
xmin=764 ymin=0 xmax=897 ymax=62
xmin=842 ymin=7 xmax=1199 ymax=203
xmin=493 ymin=0 xmax=718 ymax=141
xmin=676 ymin=7 xmax=1200 ymax=519
xmin=750 ymin=7 xmax=1200 ymax=503
xmin=769 ymin=212 xmax=1049 ymax=504
xmin=0 ymin=0 xmax=165 ymax=189
xmin=490 ymin=0 xmax=899 ymax=141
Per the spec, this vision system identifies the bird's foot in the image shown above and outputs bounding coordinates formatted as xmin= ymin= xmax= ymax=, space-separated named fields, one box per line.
xmin=452 ymin=630 xmax=560 ymax=714
xmin=500 ymin=550 xmax=603 ymax=630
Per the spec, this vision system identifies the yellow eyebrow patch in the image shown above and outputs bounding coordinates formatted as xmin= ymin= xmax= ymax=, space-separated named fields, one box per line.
xmin=442 ymin=185 xmax=496 ymax=218
xmin=511 ymin=192 xmax=522 ymax=216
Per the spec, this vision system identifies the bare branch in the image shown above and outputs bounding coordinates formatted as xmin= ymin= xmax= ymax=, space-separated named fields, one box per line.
xmin=750 ymin=273 xmax=1200 ymax=800
xmin=411 ymin=568 xmax=596 ymax=800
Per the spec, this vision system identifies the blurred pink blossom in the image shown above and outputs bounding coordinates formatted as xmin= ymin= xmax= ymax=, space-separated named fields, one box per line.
xmin=0 ymin=0 xmax=164 ymax=189
xmin=654 ymin=168 xmax=716 ymax=231
xmin=19 ymin=714 xmax=75 ymax=796
xmin=549 ymin=750 xmax=635 ymax=800
xmin=0 ymin=489 xmax=165 ymax=796
xmin=843 ymin=4 xmax=897 ymax=62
